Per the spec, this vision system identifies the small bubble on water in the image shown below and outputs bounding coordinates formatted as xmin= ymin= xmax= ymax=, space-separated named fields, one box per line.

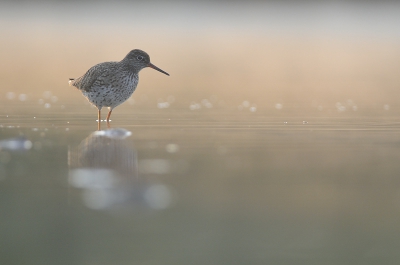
xmin=6 ymin=92 xmax=15 ymax=100
xmin=384 ymin=104 xmax=390 ymax=111
xmin=336 ymin=103 xmax=346 ymax=112
xmin=275 ymin=103 xmax=283 ymax=110
xmin=32 ymin=128 xmax=39 ymax=131
xmin=352 ymin=106 xmax=358 ymax=111
xmin=157 ymin=102 xmax=170 ymax=109
xmin=249 ymin=106 xmax=257 ymax=112
xmin=284 ymin=121 xmax=288 ymax=124
xmin=51 ymin=96 xmax=58 ymax=103
xmin=38 ymin=99 xmax=44 ymax=105
xmin=189 ymin=102 xmax=201 ymax=110
xmin=242 ymin=101 xmax=250 ymax=108
xmin=201 ymin=99 xmax=213 ymax=108
xmin=44 ymin=103 xmax=51 ymax=109
xmin=94 ymin=128 xmax=131 ymax=139
xmin=66 ymin=128 xmax=69 ymax=131
xmin=303 ymin=121 xmax=308 ymax=124
xmin=18 ymin=94 xmax=28 ymax=101
xmin=166 ymin=143 xmax=179 ymax=153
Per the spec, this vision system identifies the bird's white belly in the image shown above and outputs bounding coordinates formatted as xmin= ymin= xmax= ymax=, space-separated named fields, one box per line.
xmin=83 ymin=75 xmax=138 ymax=109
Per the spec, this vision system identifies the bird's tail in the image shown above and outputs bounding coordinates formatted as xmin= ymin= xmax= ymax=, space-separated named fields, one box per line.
xmin=68 ymin=78 xmax=75 ymax=86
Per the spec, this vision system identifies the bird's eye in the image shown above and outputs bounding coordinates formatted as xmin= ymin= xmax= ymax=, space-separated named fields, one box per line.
xmin=136 ymin=55 xmax=143 ymax=61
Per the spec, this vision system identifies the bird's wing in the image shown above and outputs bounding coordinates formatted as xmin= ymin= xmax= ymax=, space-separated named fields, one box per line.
xmin=71 ymin=62 xmax=118 ymax=92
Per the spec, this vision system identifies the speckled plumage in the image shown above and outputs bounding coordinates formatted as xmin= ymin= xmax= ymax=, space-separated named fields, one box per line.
xmin=69 ymin=49 xmax=169 ymax=129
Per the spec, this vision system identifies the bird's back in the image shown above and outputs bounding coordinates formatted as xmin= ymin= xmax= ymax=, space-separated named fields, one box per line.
xmin=71 ymin=61 xmax=119 ymax=92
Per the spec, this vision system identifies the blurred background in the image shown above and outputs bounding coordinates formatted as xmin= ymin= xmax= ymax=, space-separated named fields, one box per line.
xmin=1 ymin=1 xmax=400 ymax=265
xmin=1 ymin=0 xmax=400 ymax=114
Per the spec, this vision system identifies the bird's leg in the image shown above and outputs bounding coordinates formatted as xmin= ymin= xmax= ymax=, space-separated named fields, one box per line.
xmin=106 ymin=108 xmax=112 ymax=128
xmin=97 ymin=109 xmax=101 ymax=131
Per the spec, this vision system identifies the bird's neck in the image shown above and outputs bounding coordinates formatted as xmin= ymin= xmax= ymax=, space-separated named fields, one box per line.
xmin=120 ymin=61 xmax=142 ymax=74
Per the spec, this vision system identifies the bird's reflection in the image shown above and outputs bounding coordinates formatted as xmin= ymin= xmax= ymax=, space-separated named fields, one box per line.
xmin=68 ymin=128 xmax=173 ymax=212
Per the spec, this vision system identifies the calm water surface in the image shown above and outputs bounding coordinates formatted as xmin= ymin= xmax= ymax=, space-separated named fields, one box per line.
xmin=1 ymin=2 xmax=400 ymax=263
xmin=1 ymin=106 xmax=400 ymax=265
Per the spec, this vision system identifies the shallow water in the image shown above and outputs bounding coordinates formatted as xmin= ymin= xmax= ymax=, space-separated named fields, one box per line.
xmin=2 ymin=1 xmax=400 ymax=264
xmin=1 ymin=106 xmax=400 ymax=264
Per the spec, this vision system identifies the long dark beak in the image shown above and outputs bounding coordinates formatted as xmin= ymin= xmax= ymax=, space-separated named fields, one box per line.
xmin=148 ymin=63 xmax=169 ymax=76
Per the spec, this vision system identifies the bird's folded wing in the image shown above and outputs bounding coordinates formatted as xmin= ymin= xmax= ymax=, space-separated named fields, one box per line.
xmin=71 ymin=62 xmax=117 ymax=92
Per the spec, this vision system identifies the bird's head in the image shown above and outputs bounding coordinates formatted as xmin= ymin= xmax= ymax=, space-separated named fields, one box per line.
xmin=123 ymin=49 xmax=169 ymax=76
